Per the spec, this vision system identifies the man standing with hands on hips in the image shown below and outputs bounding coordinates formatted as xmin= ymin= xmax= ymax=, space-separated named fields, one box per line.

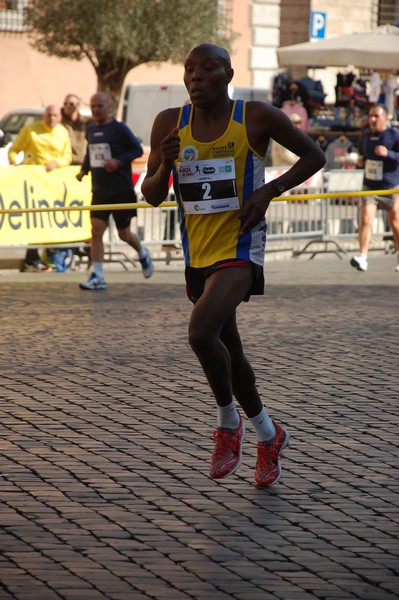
xmin=142 ymin=44 xmax=325 ymax=487
xmin=77 ymin=92 xmax=153 ymax=290
xmin=351 ymin=103 xmax=399 ymax=273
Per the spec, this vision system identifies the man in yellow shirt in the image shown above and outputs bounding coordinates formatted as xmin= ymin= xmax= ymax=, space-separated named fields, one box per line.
xmin=8 ymin=104 xmax=72 ymax=168
xmin=8 ymin=104 xmax=72 ymax=270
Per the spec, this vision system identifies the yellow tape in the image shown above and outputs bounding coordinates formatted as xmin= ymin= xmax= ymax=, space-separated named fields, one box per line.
xmin=1 ymin=189 xmax=398 ymax=215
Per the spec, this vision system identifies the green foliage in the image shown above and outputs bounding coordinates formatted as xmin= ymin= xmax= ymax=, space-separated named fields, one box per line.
xmin=26 ymin=0 xmax=235 ymax=108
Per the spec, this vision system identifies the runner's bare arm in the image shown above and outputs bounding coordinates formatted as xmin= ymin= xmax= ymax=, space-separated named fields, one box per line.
xmin=141 ymin=109 xmax=180 ymax=207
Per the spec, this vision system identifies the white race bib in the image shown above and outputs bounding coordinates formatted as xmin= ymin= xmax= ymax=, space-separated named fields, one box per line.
xmin=177 ymin=158 xmax=239 ymax=214
xmin=365 ymin=159 xmax=383 ymax=181
xmin=89 ymin=143 xmax=112 ymax=168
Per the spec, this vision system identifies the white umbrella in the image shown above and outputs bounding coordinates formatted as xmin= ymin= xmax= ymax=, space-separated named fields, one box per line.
xmin=277 ymin=24 xmax=399 ymax=70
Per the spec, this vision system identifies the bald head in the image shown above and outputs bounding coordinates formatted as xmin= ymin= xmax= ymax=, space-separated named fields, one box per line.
xmin=43 ymin=104 xmax=61 ymax=128
xmin=186 ymin=44 xmax=232 ymax=71
xmin=91 ymin=92 xmax=109 ymax=105
xmin=90 ymin=92 xmax=112 ymax=126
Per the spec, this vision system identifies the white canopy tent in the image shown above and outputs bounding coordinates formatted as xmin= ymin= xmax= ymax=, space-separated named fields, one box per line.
xmin=277 ymin=24 xmax=399 ymax=70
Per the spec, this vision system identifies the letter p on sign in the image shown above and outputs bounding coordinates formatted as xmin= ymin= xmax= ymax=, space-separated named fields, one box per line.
xmin=310 ymin=11 xmax=326 ymax=40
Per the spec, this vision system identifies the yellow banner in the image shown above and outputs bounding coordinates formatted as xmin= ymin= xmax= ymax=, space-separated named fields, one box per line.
xmin=0 ymin=165 xmax=92 ymax=245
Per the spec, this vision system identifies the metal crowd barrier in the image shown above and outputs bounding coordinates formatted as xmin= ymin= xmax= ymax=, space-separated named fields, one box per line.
xmin=265 ymin=169 xmax=396 ymax=259
xmin=1 ymin=165 xmax=398 ymax=270
xmin=130 ymin=168 xmax=397 ymax=262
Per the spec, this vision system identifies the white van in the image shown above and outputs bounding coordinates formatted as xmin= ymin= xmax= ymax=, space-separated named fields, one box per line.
xmin=122 ymin=83 xmax=269 ymax=146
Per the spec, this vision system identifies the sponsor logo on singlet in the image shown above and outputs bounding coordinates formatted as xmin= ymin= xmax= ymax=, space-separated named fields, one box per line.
xmin=181 ymin=145 xmax=198 ymax=161
xmin=212 ymin=141 xmax=235 ymax=157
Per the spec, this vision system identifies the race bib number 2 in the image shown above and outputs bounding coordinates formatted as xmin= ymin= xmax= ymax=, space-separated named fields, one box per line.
xmin=177 ymin=158 xmax=239 ymax=214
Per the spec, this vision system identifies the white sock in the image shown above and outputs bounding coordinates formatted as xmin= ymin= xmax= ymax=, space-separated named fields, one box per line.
xmin=93 ymin=262 xmax=103 ymax=278
xmin=217 ymin=400 xmax=240 ymax=429
xmin=359 ymin=253 xmax=367 ymax=259
xmin=250 ymin=406 xmax=276 ymax=441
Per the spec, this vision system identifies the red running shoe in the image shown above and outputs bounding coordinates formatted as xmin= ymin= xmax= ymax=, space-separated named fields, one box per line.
xmin=254 ymin=420 xmax=290 ymax=487
xmin=209 ymin=417 xmax=245 ymax=479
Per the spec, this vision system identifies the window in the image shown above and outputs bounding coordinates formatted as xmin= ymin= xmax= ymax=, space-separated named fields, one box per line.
xmin=0 ymin=0 xmax=27 ymax=32
xmin=219 ymin=0 xmax=234 ymax=37
xmin=378 ymin=0 xmax=399 ymax=25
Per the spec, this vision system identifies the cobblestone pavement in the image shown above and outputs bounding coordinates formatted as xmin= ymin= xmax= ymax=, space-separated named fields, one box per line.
xmin=0 ymin=255 xmax=398 ymax=600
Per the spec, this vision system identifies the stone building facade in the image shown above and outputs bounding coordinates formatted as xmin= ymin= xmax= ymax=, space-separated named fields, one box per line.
xmin=0 ymin=0 xmax=394 ymax=117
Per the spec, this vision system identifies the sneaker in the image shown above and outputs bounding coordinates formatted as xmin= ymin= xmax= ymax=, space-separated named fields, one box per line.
xmin=395 ymin=258 xmax=399 ymax=273
xmin=139 ymin=247 xmax=154 ymax=279
xmin=209 ymin=417 xmax=245 ymax=480
xmin=254 ymin=420 xmax=290 ymax=487
xmin=79 ymin=272 xmax=106 ymax=291
xmin=23 ymin=261 xmax=52 ymax=272
xmin=350 ymin=255 xmax=368 ymax=271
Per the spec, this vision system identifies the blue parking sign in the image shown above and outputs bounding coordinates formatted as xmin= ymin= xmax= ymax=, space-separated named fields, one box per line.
xmin=310 ymin=11 xmax=327 ymax=40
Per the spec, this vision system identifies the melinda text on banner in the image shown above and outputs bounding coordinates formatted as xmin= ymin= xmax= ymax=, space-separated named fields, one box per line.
xmin=0 ymin=165 xmax=92 ymax=245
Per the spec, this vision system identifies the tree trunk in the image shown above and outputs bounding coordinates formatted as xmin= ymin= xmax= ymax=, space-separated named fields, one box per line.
xmin=95 ymin=57 xmax=136 ymax=116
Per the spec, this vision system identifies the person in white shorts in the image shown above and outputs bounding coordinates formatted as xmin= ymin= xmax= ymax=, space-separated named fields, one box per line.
xmin=351 ymin=104 xmax=399 ymax=273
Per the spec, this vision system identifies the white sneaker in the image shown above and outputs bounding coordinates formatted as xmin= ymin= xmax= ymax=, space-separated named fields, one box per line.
xmin=395 ymin=257 xmax=399 ymax=272
xmin=139 ymin=247 xmax=154 ymax=279
xmin=350 ymin=255 xmax=368 ymax=271
xmin=79 ymin=272 xmax=107 ymax=291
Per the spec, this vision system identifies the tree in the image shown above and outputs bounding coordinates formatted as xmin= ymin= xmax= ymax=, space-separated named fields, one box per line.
xmin=26 ymin=0 xmax=236 ymax=113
